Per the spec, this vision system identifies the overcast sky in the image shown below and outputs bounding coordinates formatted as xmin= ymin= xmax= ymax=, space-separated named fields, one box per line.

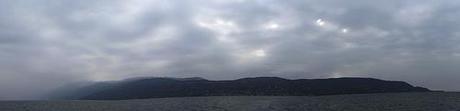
xmin=1 ymin=0 xmax=460 ymax=99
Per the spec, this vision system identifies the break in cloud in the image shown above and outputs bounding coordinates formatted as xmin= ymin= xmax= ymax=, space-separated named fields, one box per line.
xmin=1 ymin=0 xmax=460 ymax=99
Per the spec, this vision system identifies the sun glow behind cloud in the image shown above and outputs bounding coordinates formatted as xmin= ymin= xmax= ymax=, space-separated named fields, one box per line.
xmin=316 ymin=19 xmax=326 ymax=26
xmin=341 ymin=28 xmax=349 ymax=33
xmin=253 ymin=49 xmax=267 ymax=57
xmin=265 ymin=22 xmax=280 ymax=30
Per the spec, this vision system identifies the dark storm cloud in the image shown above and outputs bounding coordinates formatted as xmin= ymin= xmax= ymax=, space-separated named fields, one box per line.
xmin=0 ymin=0 xmax=460 ymax=99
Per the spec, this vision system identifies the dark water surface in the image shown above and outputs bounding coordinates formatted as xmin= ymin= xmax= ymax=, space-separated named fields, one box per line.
xmin=1 ymin=92 xmax=459 ymax=111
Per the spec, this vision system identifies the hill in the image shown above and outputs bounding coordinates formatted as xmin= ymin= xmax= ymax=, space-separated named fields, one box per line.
xmin=50 ymin=77 xmax=430 ymax=100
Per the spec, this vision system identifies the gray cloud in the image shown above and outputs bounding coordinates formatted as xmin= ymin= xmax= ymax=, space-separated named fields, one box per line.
xmin=0 ymin=0 xmax=460 ymax=99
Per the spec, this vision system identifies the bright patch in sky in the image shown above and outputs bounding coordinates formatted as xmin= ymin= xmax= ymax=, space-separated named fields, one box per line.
xmin=253 ymin=49 xmax=266 ymax=57
xmin=316 ymin=19 xmax=325 ymax=26
xmin=341 ymin=28 xmax=349 ymax=33
xmin=330 ymin=72 xmax=343 ymax=78
xmin=196 ymin=18 xmax=238 ymax=34
xmin=196 ymin=18 xmax=240 ymax=42
xmin=266 ymin=22 xmax=280 ymax=29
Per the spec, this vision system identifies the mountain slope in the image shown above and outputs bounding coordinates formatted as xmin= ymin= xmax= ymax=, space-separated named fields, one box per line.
xmin=57 ymin=77 xmax=430 ymax=100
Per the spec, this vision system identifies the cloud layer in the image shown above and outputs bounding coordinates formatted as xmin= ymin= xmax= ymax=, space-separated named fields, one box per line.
xmin=1 ymin=0 xmax=460 ymax=99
